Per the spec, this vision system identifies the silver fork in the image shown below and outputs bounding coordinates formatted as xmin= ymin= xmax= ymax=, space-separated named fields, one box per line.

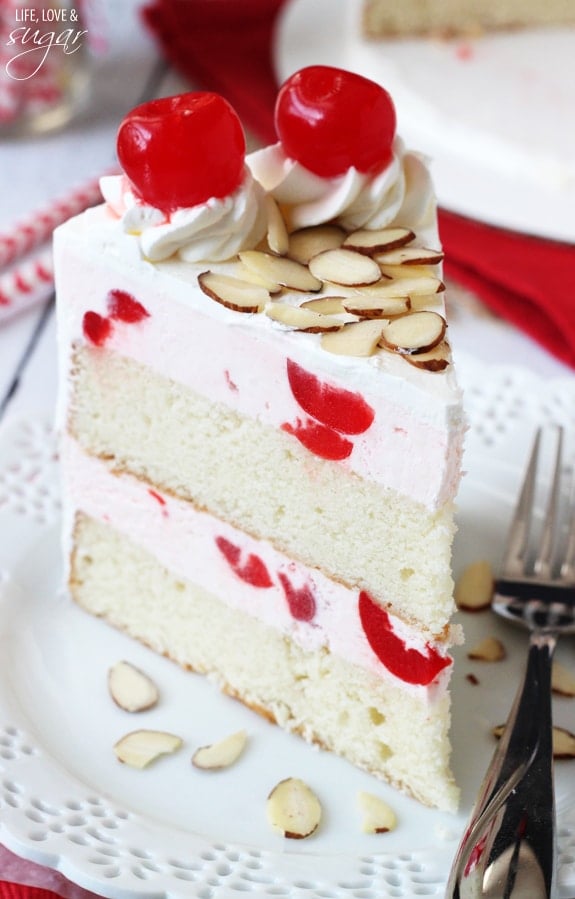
xmin=447 ymin=426 xmax=575 ymax=899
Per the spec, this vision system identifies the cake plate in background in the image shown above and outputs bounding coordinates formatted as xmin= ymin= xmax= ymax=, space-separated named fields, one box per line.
xmin=275 ymin=0 xmax=575 ymax=244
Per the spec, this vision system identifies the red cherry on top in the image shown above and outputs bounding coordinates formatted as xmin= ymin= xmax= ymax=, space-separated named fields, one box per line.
xmin=117 ymin=92 xmax=246 ymax=212
xmin=275 ymin=66 xmax=396 ymax=179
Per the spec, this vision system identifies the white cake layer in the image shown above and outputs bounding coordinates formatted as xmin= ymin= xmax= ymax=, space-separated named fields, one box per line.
xmin=54 ymin=206 xmax=465 ymax=513
xmin=67 ymin=347 xmax=458 ymax=635
xmin=70 ymin=512 xmax=459 ymax=811
xmin=63 ymin=434 xmax=455 ymax=698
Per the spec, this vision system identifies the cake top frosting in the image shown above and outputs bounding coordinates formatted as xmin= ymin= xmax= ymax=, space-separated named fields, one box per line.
xmin=101 ymin=65 xmax=453 ymax=376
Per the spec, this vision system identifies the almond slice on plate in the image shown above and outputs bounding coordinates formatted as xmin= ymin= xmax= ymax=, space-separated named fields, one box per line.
xmin=239 ymin=250 xmax=321 ymax=292
xmin=321 ymin=319 xmax=387 ymax=357
xmin=493 ymin=724 xmax=575 ymax=760
xmin=454 ymin=560 xmax=494 ymax=612
xmin=342 ymin=295 xmax=411 ymax=319
xmin=552 ymin=661 xmax=575 ymax=697
xmin=114 ymin=729 xmax=183 ymax=768
xmin=403 ymin=340 xmax=451 ymax=372
xmin=379 ymin=311 xmax=446 ymax=354
xmin=265 ymin=195 xmax=289 ymax=256
xmin=375 ymin=246 xmax=444 ymax=266
xmin=287 ymin=225 xmax=345 ymax=264
xmin=468 ymin=636 xmax=506 ymax=662
xmin=553 ymin=726 xmax=575 ymax=759
xmin=192 ymin=729 xmax=248 ymax=770
xmin=266 ymin=777 xmax=322 ymax=839
xmin=357 ymin=791 xmax=397 ymax=834
xmin=265 ymin=302 xmax=342 ymax=333
xmin=343 ymin=227 xmax=415 ymax=255
xmin=198 ymin=271 xmax=269 ymax=313
xmin=108 ymin=661 xmax=159 ymax=713
xmin=308 ymin=248 xmax=382 ymax=286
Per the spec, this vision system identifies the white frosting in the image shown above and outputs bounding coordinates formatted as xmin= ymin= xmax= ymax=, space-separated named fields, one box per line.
xmin=62 ymin=434 xmax=453 ymax=702
xmin=247 ymin=138 xmax=436 ymax=237
xmin=99 ymin=168 xmax=267 ymax=263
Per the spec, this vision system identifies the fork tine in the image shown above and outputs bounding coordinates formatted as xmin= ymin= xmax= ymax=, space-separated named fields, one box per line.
xmin=534 ymin=426 xmax=563 ymax=579
xmin=501 ymin=427 xmax=541 ymax=575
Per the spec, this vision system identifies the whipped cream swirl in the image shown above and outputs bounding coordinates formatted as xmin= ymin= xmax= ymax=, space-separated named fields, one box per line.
xmin=100 ymin=169 xmax=267 ymax=263
xmin=247 ymin=138 xmax=436 ymax=236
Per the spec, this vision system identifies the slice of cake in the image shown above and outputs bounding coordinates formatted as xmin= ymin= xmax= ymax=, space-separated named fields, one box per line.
xmin=54 ymin=66 xmax=465 ymax=812
xmin=362 ymin=0 xmax=575 ymax=38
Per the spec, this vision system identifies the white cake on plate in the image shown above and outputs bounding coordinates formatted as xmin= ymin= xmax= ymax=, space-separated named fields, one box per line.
xmin=54 ymin=66 xmax=465 ymax=811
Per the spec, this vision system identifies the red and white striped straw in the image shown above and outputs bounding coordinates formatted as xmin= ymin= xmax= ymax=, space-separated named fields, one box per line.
xmin=0 ymin=247 xmax=54 ymax=323
xmin=0 ymin=167 xmax=117 ymax=270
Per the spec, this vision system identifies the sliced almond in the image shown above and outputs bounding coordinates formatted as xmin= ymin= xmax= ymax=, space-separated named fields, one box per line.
xmin=265 ymin=196 xmax=289 ymax=256
xmin=266 ymin=777 xmax=322 ymax=839
xmin=108 ymin=661 xmax=159 ymax=713
xmin=357 ymin=791 xmax=397 ymax=834
xmin=198 ymin=271 xmax=269 ymax=313
xmin=232 ymin=260 xmax=282 ymax=293
xmin=288 ymin=225 xmax=345 ymax=265
xmin=300 ymin=296 xmax=346 ymax=314
xmin=493 ymin=724 xmax=575 ymax=760
xmin=553 ymin=726 xmax=575 ymax=759
xmin=192 ymin=729 xmax=247 ymax=770
xmin=300 ymin=296 xmax=358 ymax=324
xmin=455 ymin=560 xmax=494 ymax=612
xmin=468 ymin=636 xmax=506 ymax=662
xmin=552 ymin=661 xmax=575 ymax=698
xmin=342 ymin=295 xmax=410 ymax=319
xmin=369 ymin=276 xmax=445 ymax=298
xmin=114 ymin=729 xmax=183 ymax=769
xmin=379 ymin=264 xmax=437 ymax=281
xmin=321 ymin=319 xmax=387 ymax=357
xmin=308 ymin=248 xmax=382 ymax=286
xmin=375 ymin=246 xmax=444 ymax=266
xmin=379 ymin=311 xmax=446 ymax=355
xmin=404 ymin=341 xmax=451 ymax=372
xmin=408 ymin=293 xmax=445 ymax=312
xmin=239 ymin=250 xmax=321 ymax=292
xmin=265 ymin=303 xmax=342 ymax=333
xmin=343 ymin=227 xmax=415 ymax=255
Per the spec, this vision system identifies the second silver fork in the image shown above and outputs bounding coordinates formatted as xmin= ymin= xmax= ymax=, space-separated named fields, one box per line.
xmin=448 ymin=427 xmax=575 ymax=898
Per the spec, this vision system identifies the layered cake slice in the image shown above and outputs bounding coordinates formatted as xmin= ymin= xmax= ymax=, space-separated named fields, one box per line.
xmin=54 ymin=66 xmax=465 ymax=811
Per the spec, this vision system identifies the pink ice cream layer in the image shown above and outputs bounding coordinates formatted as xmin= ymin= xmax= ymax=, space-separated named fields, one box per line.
xmin=54 ymin=207 xmax=464 ymax=513
xmin=63 ymin=436 xmax=452 ymax=703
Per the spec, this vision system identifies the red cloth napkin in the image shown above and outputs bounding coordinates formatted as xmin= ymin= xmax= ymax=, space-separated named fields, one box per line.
xmin=142 ymin=0 xmax=575 ymax=370
xmin=0 ymin=888 xmax=59 ymax=899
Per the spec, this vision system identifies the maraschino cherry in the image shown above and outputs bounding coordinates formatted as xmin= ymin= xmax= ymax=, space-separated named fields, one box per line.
xmin=275 ymin=65 xmax=396 ymax=179
xmin=117 ymin=92 xmax=246 ymax=212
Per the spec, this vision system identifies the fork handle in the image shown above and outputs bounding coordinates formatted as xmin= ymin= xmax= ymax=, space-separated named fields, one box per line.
xmin=448 ymin=631 xmax=557 ymax=898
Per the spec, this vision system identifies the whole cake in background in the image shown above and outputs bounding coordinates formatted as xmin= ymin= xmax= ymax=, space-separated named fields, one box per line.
xmin=54 ymin=65 xmax=466 ymax=812
xmin=362 ymin=0 xmax=575 ymax=37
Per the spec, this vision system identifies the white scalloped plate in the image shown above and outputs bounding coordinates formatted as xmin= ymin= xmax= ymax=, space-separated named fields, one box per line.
xmin=275 ymin=0 xmax=575 ymax=243
xmin=0 ymin=354 xmax=575 ymax=898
